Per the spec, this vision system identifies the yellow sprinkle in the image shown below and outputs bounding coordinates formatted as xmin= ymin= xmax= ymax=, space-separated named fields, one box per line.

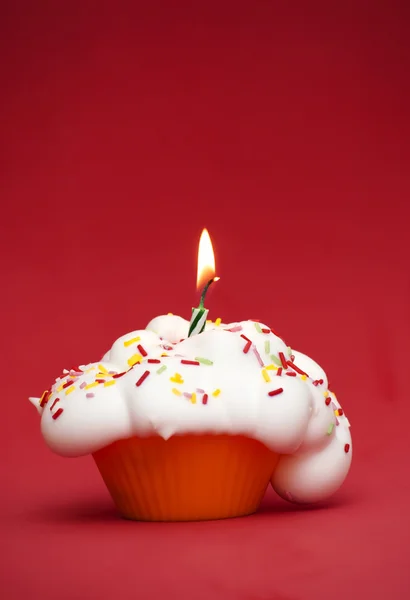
xmin=212 ymin=389 xmax=221 ymax=397
xmin=190 ymin=393 xmax=197 ymax=404
xmin=104 ymin=380 xmax=116 ymax=387
xmin=161 ymin=353 xmax=169 ymax=357
xmin=324 ymin=390 xmax=329 ymax=397
xmin=262 ymin=369 xmax=271 ymax=383
xmin=172 ymin=388 xmax=182 ymax=396
xmin=123 ymin=336 xmax=141 ymax=347
xmin=85 ymin=382 xmax=99 ymax=390
xmin=214 ymin=317 xmax=222 ymax=326
xmin=265 ymin=364 xmax=278 ymax=371
xmin=128 ymin=353 xmax=143 ymax=367
xmin=85 ymin=367 xmax=96 ymax=373
xmin=167 ymin=312 xmax=173 ymax=316
xmin=301 ymin=374 xmax=307 ymax=381
xmin=98 ymin=364 xmax=108 ymax=374
xmin=170 ymin=373 xmax=184 ymax=384
xmin=65 ymin=386 xmax=75 ymax=395
xmin=206 ymin=319 xmax=212 ymax=324
xmin=57 ymin=384 xmax=64 ymax=392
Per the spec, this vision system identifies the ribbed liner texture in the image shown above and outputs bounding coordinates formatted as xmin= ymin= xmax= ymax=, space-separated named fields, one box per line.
xmin=93 ymin=435 xmax=279 ymax=521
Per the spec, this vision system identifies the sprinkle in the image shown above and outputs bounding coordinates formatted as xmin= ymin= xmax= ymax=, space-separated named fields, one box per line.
xmin=278 ymin=352 xmax=288 ymax=369
xmin=113 ymin=372 xmax=126 ymax=379
xmin=147 ymin=359 xmax=161 ymax=364
xmin=324 ymin=390 xmax=329 ymax=397
xmin=226 ymin=325 xmax=242 ymax=332
xmin=124 ymin=336 xmax=141 ymax=347
xmin=128 ymin=353 xmax=143 ymax=367
xmin=202 ymin=393 xmax=208 ymax=405
xmin=49 ymin=398 xmax=60 ymax=411
xmin=62 ymin=380 xmax=74 ymax=389
xmin=95 ymin=379 xmax=105 ymax=384
xmin=196 ymin=388 xmax=205 ymax=393
xmin=52 ymin=408 xmax=64 ymax=420
xmin=136 ymin=371 xmax=150 ymax=387
xmin=39 ymin=390 xmax=50 ymax=408
xmin=262 ymin=369 xmax=271 ymax=383
xmin=243 ymin=340 xmax=252 ymax=354
xmin=161 ymin=353 xmax=169 ymax=357
xmin=156 ymin=365 xmax=167 ymax=375
xmin=195 ymin=357 xmax=213 ymax=365
xmin=313 ymin=379 xmax=324 ymax=386
xmin=344 ymin=444 xmax=350 ymax=453
xmin=85 ymin=382 xmax=99 ymax=390
xmin=181 ymin=359 xmax=200 ymax=366
xmin=137 ymin=344 xmax=148 ymax=357
xmin=190 ymin=393 xmax=197 ymax=404
xmin=270 ymin=355 xmax=282 ymax=367
xmin=206 ymin=319 xmax=212 ymax=324
xmin=261 ymin=328 xmax=271 ymax=334
xmin=335 ymin=408 xmax=344 ymax=416
xmin=214 ymin=318 xmax=222 ymax=326
xmin=241 ymin=334 xmax=251 ymax=342
xmin=167 ymin=312 xmax=173 ymax=316
xmin=287 ymin=346 xmax=292 ymax=356
xmin=170 ymin=373 xmax=184 ymax=384
xmin=172 ymin=388 xmax=182 ymax=396
xmin=276 ymin=367 xmax=283 ymax=376
xmin=325 ymin=397 xmax=331 ymax=406
xmin=98 ymin=364 xmax=108 ymax=374
xmin=183 ymin=392 xmax=192 ymax=399
xmin=69 ymin=370 xmax=82 ymax=377
xmin=212 ymin=389 xmax=221 ymax=397
xmin=86 ymin=393 xmax=95 ymax=398
xmin=65 ymin=386 xmax=75 ymax=395
xmin=253 ymin=345 xmax=264 ymax=367
xmin=286 ymin=371 xmax=296 ymax=377
xmin=287 ymin=361 xmax=307 ymax=376
xmin=301 ymin=374 xmax=307 ymax=381
xmin=254 ymin=322 xmax=262 ymax=333
xmin=265 ymin=364 xmax=277 ymax=371
xmin=264 ymin=340 xmax=270 ymax=355
xmin=104 ymin=380 xmax=116 ymax=387
xmin=268 ymin=387 xmax=284 ymax=397
xmin=161 ymin=345 xmax=173 ymax=351
xmin=79 ymin=381 xmax=87 ymax=389
xmin=327 ymin=423 xmax=335 ymax=435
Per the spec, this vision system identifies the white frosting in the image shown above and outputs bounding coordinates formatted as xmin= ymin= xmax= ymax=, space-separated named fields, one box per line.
xmin=33 ymin=315 xmax=352 ymax=504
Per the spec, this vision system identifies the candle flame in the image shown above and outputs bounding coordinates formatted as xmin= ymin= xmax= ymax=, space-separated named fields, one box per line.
xmin=197 ymin=228 xmax=217 ymax=289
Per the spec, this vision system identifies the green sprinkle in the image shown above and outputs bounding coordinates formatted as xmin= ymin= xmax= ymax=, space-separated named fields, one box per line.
xmin=287 ymin=346 xmax=292 ymax=357
xmin=254 ymin=322 xmax=262 ymax=333
xmin=156 ymin=365 xmax=167 ymax=375
xmin=270 ymin=354 xmax=282 ymax=367
xmin=264 ymin=340 xmax=270 ymax=355
xmin=327 ymin=423 xmax=335 ymax=435
xmin=194 ymin=357 xmax=213 ymax=365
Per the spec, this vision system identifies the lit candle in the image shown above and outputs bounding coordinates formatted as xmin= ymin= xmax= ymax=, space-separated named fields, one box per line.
xmin=188 ymin=229 xmax=219 ymax=337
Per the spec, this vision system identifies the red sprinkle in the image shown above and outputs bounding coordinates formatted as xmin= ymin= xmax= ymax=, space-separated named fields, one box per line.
xmin=62 ymin=380 xmax=74 ymax=389
xmin=181 ymin=360 xmax=200 ymax=366
xmin=276 ymin=367 xmax=283 ymax=376
xmin=336 ymin=408 xmax=344 ymax=416
xmin=137 ymin=344 xmax=148 ymax=357
xmin=136 ymin=370 xmax=150 ymax=387
xmin=113 ymin=372 xmax=126 ymax=379
xmin=268 ymin=387 xmax=284 ymax=397
xmin=39 ymin=390 xmax=50 ymax=408
xmin=240 ymin=334 xmax=251 ymax=343
xmin=147 ymin=359 xmax=161 ymax=364
xmin=243 ymin=340 xmax=252 ymax=354
xmin=325 ymin=397 xmax=331 ymax=405
xmin=287 ymin=361 xmax=307 ymax=376
xmin=313 ymin=379 xmax=324 ymax=386
xmin=95 ymin=379 xmax=105 ymax=384
xmin=261 ymin=328 xmax=271 ymax=334
xmin=52 ymin=408 xmax=64 ymax=420
xmin=344 ymin=444 xmax=350 ymax=453
xmin=49 ymin=398 xmax=60 ymax=411
xmin=278 ymin=352 xmax=288 ymax=369
xmin=202 ymin=393 xmax=208 ymax=405
xmin=286 ymin=371 xmax=296 ymax=377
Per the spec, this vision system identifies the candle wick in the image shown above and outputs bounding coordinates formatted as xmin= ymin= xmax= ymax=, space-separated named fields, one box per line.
xmin=199 ymin=277 xmax=219 ymax=309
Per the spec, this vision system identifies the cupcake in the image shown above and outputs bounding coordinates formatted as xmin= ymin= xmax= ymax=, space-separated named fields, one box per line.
xmin=30 ymin=315 xmax=352 ymax=521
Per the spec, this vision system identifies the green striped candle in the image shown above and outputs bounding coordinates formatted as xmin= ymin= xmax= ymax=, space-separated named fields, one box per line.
xmin=188 ymin=276 xmax=219 ymax=337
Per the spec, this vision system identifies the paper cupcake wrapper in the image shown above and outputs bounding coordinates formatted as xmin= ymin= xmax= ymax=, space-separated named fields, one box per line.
xmin=93 ymin=434 xmax=278 ymax=521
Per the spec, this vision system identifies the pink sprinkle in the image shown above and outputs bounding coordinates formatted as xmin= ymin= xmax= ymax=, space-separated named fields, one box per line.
xmin=252 ymin=345 xmax=264 ymax=367
xmin=79 ymin=381 xmax=87 ymax=389
xmin=86 ymin=392 xmax=95 ymax=398
xmin=196 ymin=388 xmax=205 ymax=394
xmin=69 ymin=370 xmax=82 ymax=376
xmin=52 ymin=408 xmax=64 ymax=420
xmin=183 ymin=392 xmax=192 ymax=399
xmin=226 ymin=325 xmax=243 ymax=332
xmin=108 ymin=370 xmax=117 ymax=374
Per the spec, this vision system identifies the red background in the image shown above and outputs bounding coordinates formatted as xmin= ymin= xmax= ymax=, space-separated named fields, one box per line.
xmin=1 ymin=2 xmax=409 ymax=598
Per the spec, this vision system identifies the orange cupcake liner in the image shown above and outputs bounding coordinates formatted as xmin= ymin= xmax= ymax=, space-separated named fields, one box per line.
xmin=93 ymin=434 xmax=279 ymax=521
